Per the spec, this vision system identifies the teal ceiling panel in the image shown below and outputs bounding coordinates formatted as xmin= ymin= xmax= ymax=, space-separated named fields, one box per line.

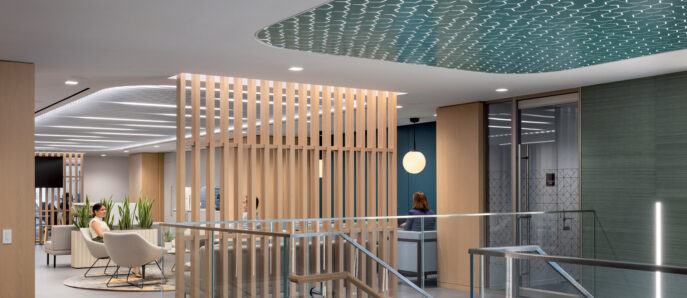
xmin=256 ymin=0 xmax=687 ymax=73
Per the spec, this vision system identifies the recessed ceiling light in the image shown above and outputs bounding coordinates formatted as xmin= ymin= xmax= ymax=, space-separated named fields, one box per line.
xmin=397 ymin=92 xmax=408 ymax=95
xmin=123 ymin=150 xmax=130 ymax=153
xmin=433 ymin=113 xmax=437 ymax=117
xmin=50 ymin=125 xmax=134 ymax=131
xmin=100 ymin=154 xmax=107 ymax=157
xmin=288 ymin=66 xmax=304 ymax=72
xmin=93 ymin=132 xmax=166 ymax=137
xmin=154 ymin=145 xmax=160 ymax=148
xmin=397 ymin=105 xmax=403 ymax=109
xmin=65 ymin=80 xmax=79 ymax=85
xmin=495 ymin=88 xmax=509 ymax=92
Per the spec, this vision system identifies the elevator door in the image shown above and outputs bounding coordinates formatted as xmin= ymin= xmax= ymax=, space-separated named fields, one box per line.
xmin=517 ymin=102 xmax=580 ymax=290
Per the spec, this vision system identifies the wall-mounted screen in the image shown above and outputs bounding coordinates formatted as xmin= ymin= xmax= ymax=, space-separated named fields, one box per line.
xmin=35 ymin=156 xmax=63 ymax=188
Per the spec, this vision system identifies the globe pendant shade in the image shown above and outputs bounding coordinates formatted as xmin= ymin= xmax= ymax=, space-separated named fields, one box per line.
xmin=402 ymin=151 xmax=426 ymax=174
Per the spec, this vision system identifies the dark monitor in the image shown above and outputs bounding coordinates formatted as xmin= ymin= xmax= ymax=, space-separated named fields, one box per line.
xmin=35 ymin=156 xmax=63 ymax=188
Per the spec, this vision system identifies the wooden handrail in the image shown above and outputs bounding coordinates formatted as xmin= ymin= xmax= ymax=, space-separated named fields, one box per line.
xmin=290 ymin=272 xmax=382 ymax=298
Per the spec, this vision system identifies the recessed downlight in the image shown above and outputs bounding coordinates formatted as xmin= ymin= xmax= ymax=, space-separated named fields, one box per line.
xmin=65 ymin=80 xmax=79 ymax=85
xmin=123 ymin=150 xmax=130 ymax=153
xmin=100 ymin=154 xmax=107 ymax=157
xmin=154 ymin=145 xmax=160 ymax=148
xmin=397 ymin=105 xmax=403 ymax=109
xmin=433 ymin=113 xmax=437 ymax=117
xmin=288 ymin=66 xmax=304 ymax=72
xmin=495 ymin=88 xmax=509 ymax=92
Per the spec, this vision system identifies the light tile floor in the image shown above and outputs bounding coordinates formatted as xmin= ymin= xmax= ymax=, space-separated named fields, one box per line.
xmin=35 ymin=245 xmax=498 ymax=298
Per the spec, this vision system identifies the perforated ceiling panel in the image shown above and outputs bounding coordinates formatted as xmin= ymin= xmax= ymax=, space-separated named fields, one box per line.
xmin=257 ymin=0 xmax=687 ymax=73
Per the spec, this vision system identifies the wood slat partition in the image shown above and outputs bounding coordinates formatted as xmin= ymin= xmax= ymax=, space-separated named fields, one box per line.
xmin=175 ymin=73 xmax=397 ymax=297
xmin=34 ymin=151 xmax=84 ymax=244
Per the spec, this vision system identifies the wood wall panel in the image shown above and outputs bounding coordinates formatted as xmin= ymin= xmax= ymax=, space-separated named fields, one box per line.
xmin=436 ymin=102 xmax=485 ymax=291
xmin=128 ymin=153 xmax=164 ymax=221
xmin=175 ymin=73 xmax=398 ymax=297
xmin=0 ymin=61 xmax=34 ymax=298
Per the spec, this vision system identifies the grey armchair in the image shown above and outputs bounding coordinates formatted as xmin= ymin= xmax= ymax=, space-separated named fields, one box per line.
xmin=44 ymin=225 xmax=76 ymax=267
xmin=79 ymin=228 xmax=112 ymax=277
xmin=103 ymin=232 xmax=166 ymax=288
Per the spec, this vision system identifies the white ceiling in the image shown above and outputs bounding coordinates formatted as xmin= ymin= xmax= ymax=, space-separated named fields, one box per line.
xmin=3 ymin=0 xmax=687 ymax=154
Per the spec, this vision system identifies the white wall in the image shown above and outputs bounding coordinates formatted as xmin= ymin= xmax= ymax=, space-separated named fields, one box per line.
xmin=164 ymin=150 xmax=222 ymax=222
xmin=84 ymin=156 xmax=129 ymax=202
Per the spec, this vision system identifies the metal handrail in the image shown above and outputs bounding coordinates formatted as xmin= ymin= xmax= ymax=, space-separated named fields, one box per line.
xmin=468 ymin=248 xmax=687 ymax=275
xmin=291 ymin=231 xmax=434 ymax=298
xmin=168 ymin=209 xmax=596 ymax=226
xmin=473 ymin=246 xmax=592 ymax=298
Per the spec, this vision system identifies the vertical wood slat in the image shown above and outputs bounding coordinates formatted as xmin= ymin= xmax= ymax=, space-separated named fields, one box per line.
xmin=190 ymin=74 xmax=201 ymax=298
xmin=333 ymin=87 xmax=345 ymax=295
xmin=355 ymin=89 xmax=367 ymax=296
xmin=232 ymin=77 xmax=244 ymax=297
xmin=218 ymin=76 xmax=230 ymax=298
xmin=321 ymin=85 xmax=334 ymax=297
xmin=297 ymin=83 xmax=309 ymax=295
xmin=366 ymin=90 xmax=378 ymax=289
xmin=272 ymin=81 xmax=284 ymax=297
xmin=259 ymin=80 xmax=270 ymax=297
xmin=204 ymin=75 xmax=216 ymax=295
xmin=309 ymin=85 xmax=321 ymax=285
xmin=174 ymin=74 xmax=186 ymax=298
xmin=246 ymin=78 xmax=258 ymax=298
xmin=388 ymin=92 xmax=398 ymax=296
xmin=175 ymin=74 xmax=398 ymax=297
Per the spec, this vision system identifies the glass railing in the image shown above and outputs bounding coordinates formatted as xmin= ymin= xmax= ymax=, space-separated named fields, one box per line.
xmin=149 ymin=210 xmax=602 ymax=297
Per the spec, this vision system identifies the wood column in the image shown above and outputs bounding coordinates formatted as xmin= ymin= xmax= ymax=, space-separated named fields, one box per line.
xmin=436 ymin=102 xmax=485 ymax=291
xmin=0 ymin=60 xmax=35 ymax=298
xmin=129 ymin=152 xmax=165 ymax=221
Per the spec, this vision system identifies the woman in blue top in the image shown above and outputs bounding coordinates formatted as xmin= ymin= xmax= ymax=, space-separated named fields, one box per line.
xmin=402 ymin=192 xmax=436 ymax=231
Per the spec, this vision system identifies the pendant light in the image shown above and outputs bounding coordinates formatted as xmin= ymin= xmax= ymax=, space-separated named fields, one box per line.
xmin=402 ymin=117 xmax=426 ymax=174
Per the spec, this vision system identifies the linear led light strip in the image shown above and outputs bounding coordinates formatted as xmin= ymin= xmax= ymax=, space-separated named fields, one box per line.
xmin=50 ymin=125 xmax=135 ymax=131
xmin=65 ymin=138 xmax=131 ymax=143
xmin=498 ymin=140 xmax=555 ymax=146
xmin=73 ymin=116 xmax=172 ymax=123
xmin=489 ymin=117 xmax=551 ymax=124
xmin=656 ymin=201 xmax=662 ymax=298
xmin=35 ymin=133 xmax=103 ymax=138
xmin=488 ymin=125 xmax=543 ymax=131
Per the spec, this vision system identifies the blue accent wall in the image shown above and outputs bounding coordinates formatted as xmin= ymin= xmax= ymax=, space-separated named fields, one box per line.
xmin=397 ymin=122 xmax=437 ymax=215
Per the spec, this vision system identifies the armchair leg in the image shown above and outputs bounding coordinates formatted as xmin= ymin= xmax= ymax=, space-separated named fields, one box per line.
xmin=53 ymin=255 xmax=56 ymax=268
xmin=46 ymin=254 xmax=49 ymax=266
xmin=155 ymin=260 xmax=167 ymax=284
xmin=106 ymin=266 xmax=120 ymax=288
xmin=103 ymin=259 xmax=111 ymax=275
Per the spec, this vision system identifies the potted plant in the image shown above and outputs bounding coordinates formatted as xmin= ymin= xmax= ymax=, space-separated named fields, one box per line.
xmin=72 ymin=196 xmax=90 ymax=229
xmin=117 ymin=195 xmax=134 ymax=230
xmin=99 ymin=196 xmax=115 ymax=229
xmin=135 ymin=195 xmax=155 ymax=229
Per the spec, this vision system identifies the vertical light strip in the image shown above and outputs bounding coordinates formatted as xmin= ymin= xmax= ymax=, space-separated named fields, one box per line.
xmin=655 ymin=201 xmax=662 ymax=298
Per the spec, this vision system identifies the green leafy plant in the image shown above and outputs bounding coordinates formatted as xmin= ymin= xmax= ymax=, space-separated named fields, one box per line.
xmin=163 ymin=227 xmax=175 ymax=243
xmin=135 ymin=195 xmax=156 ymax=229
xmin=72 ymin=196 xmax=91 ymax=229
xmin=99 ymin=196 xmax=115 ymax=229
xmin=118 ymin=195 xmax=135 ymax=230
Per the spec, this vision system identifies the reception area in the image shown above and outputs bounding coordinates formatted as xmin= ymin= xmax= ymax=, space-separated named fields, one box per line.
xmin=3 ymin=1 xmax=687 ymax=297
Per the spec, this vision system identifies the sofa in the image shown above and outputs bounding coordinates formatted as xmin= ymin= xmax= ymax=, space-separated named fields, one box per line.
xmin=44 ymin=225 xmax=77 ymax=267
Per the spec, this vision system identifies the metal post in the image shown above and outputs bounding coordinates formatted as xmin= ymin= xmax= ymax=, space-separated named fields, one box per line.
xmin=421 ymin=216 xmax=425 ymax=289
xmin=481 ymin=255 xmax=485 ymax=298
xmin=470 ymin=252 xmax=474 ymax=298
xmin=506 ymin=257 xmax=513 ymax=298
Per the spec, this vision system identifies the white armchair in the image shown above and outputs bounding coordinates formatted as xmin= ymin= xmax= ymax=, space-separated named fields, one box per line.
xmin=79 ymin=228 xmax=112 ymax=277
xmin=44 ymin=225 xmax=76 ymax=267
xmin=103 ymin=232 xmax=166 ymax=288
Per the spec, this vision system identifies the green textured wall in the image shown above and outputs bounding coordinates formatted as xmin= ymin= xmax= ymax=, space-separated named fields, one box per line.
xmin=581 ymin=71 xmax=687 ymax=297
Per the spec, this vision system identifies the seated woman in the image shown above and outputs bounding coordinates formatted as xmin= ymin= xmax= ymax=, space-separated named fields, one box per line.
xmin=89 ymin=203 xmax=110 ymax=243
xmin=89 ymin=203 xmax=142 ymax=277
xmin=402 ymin=192 xmax=436 ymax=231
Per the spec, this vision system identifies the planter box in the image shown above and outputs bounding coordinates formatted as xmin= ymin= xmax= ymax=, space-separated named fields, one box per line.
xmin=70 ymin=228 xmax=158 ymax=268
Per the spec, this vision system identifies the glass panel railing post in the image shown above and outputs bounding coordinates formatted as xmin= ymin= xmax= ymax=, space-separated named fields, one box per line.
xmin=421 ymin=216 xmax=425 ymax=289
xmin=470 ymin=252 xmax=474 ymax=298
xmin=282 ymin=236 xmax=290 ymax=298
xmin=480 ymin=255 xmax=485 ymax=298
xmin=506 ymin=256 xmax=514 ymax=298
